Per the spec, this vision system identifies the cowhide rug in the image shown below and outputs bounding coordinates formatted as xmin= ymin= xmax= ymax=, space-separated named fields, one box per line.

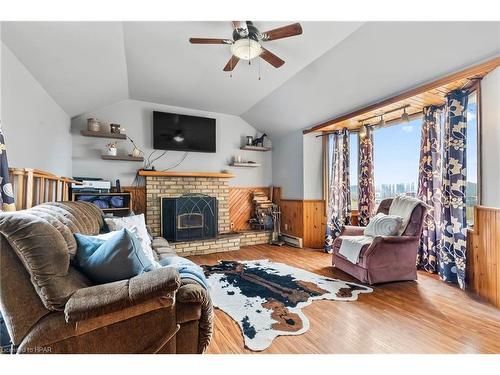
xmin=202 ymin=259 xmax=373 ymax=351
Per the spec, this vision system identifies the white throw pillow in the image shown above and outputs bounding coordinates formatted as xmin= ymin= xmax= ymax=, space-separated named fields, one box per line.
xmin=363 ymin=213 xmax=403 ymax=237
xmin=104 ymin=214 xmax=157 ymax=265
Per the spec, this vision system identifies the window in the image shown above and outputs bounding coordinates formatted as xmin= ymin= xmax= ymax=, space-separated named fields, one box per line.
xmin=466 ymin=91 xmax=478 ymax=226
xmin=373 ymin=118 xmax=422 ymax=205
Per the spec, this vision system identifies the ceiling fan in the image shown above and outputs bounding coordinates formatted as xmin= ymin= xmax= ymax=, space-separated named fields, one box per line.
xmin=189 ymin=21 xmax=303 ymax=71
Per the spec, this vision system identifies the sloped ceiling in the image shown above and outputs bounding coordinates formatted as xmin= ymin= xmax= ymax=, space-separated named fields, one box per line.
xmin=123 ymin=22 xmax=363 ymax=115
xmin=242 ymin=22 xmax=500 ymax=137
xmin=2 ymin=21 xmax=499 ymax=137
xmin=1 ymin=22 xmax=129 ymax=117
xmin=1 ymin=21 xmax=363 ymax=118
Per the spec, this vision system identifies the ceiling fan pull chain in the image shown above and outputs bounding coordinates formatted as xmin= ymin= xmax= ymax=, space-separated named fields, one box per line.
xmin=258 ymin=57 xmax=261 ymax=81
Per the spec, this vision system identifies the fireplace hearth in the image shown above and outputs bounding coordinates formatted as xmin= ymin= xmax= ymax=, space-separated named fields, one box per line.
xmin=161 ymin=194 xmax=218 ymax=242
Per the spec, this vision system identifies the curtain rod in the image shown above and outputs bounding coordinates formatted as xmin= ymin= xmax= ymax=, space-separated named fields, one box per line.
xmin=315 ymin=110 xmax=424 ymax=137
xmin=357 ymin=104 xmax=411 ymax=124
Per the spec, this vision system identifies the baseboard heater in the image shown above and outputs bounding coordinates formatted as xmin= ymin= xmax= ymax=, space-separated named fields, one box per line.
xmin=279 ymin=233 xmax=303 ymax=248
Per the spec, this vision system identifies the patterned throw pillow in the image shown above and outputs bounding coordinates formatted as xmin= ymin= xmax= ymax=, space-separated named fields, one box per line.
xmin=104 ymin=214 xmax=157 ymax=265
xmin=364 ymin=213 xmax=403 ymax=237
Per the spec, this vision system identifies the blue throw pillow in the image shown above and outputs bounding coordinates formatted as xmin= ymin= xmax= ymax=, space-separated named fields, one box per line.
xmin=74 ymin=228 xmax=157 ymax=284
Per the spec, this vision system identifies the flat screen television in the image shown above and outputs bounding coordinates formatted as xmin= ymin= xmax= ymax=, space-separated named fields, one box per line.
xmin=153 ymin=111 xmax=216 ymax=153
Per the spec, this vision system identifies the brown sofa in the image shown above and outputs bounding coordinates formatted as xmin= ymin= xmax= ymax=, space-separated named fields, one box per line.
xmin=0 ymin=201 xmax=212 ymax=354
xmin=332 ymin=198 xmax=427 ymax=285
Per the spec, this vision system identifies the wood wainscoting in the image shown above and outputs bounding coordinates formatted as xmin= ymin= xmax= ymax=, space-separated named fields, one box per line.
xmin=280 ymin=199 xmax=326 ymax=248
xmin=122 ymin=186 xmax=146 ymax=215
xmin=467 ymin=205 xmax=500 ymax=308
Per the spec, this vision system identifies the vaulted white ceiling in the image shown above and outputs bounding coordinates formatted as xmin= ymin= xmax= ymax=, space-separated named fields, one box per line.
xmin=1 ymin=21 xmax=363 ymax=117
xmin=2 ymin=21 xmax=499 ymax=137
xmin=1 ymin=22 xmax=129 ymax=117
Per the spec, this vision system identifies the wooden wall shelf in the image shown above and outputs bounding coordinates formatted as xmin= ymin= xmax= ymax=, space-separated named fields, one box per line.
xmin=240 ymin=146 xmax=271 ymax=152
xmin=138 ymin=170 xmax=235 ymax=178
xmin=81 ymin=130 xmax=127 ymax=140
xmin=101 ymin=155 xmax=144 ymax=162
xmin=230 ymin=162 xmax=261 ymax=168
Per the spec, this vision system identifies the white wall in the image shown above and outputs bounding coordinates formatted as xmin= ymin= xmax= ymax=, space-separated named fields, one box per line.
xmin=271 ymin=131 xmax=324 ymax=200
xmin=303 ymin=132 xmax=323 ymax=200
xmin=481 ymin=67 xmax=500 ymax=208
xmin=272 ymin=131 xmax=304 ymax=199
xmin=71 ymin=99 xmax=272 ymax=186
xmin=1 ymin=42 xmax=72 ymax=176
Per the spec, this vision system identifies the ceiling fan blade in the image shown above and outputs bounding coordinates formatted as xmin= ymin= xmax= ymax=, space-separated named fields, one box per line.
xmin=260 ymin=48 xmax=285 ymax=68
xmin=223 ymin=55 xmax=240 ymax=71
xmin=261 ymin=23 xmax=303 ymax=41
xmin=189 ymin=38 xmax=232 ymax=45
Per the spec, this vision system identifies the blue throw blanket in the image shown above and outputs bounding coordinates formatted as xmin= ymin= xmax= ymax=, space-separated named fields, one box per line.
xmin=159 ymin=256 xmax=209 ymax=290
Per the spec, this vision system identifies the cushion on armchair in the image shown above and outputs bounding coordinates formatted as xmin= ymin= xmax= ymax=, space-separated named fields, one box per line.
xmin=363 ymin=213 xmax=403 ymax=237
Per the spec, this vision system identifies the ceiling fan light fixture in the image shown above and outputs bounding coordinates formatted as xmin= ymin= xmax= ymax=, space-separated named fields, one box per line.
xmin=230 ymin=38 xmax=262 ymax=60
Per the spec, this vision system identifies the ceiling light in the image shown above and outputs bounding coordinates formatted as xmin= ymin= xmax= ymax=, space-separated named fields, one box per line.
xmin=230 ymin=38 xmax=262 ymax=60
xmin=379 ymin=115 xmax=386 ymax=127
xmin=401 ymin=108 xmax=410 ymax=123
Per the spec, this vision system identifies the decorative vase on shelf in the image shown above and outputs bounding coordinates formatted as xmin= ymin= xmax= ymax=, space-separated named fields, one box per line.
xmin=106 ymin=142 xmax=117 ymax=156
xmin=87 ymin=118 xmax=100 ymax=132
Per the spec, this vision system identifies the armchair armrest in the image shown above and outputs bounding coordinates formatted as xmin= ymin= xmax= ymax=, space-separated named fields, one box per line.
xmin=364 ymin=235 xmax=420 ymax=268
xmin=65 ymin=267 xmax=180 ymax=324
xmin=340 ymin=225 xmax=365 ymax=236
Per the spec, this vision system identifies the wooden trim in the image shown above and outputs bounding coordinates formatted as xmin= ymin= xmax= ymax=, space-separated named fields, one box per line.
xmin=138 ymin=170 xmax=235 ymax=178
xmin=303 ymin=56 xmax=500 ymax=134
xmin=475 ymin=205 xmax=500 ymax=212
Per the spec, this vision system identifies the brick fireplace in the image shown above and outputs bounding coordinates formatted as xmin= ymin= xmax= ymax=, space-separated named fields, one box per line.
xmin=142 ymin=172 xmax=232 ymax=237
xmin=139 ymin=170 xmax=271 ymax=256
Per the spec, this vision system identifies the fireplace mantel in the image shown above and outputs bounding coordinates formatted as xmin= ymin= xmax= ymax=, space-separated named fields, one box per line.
xmin=138 ymin=170 xmax=235 ymax=178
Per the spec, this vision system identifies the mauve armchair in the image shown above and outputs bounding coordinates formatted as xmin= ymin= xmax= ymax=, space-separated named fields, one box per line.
xmin=332 ymin=198 xmax=427 ymax=285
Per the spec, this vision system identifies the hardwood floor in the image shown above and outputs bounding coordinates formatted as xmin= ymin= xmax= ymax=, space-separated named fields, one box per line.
xmin=188 ymin=244 xmax=500 ymax=354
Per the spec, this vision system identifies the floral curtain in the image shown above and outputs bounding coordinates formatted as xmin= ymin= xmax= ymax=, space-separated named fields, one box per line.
xmin=417 ymin=106 xmax=442 ymax=273
xmin=358 ymin=126 xmax=375 ymax=226
xmin=325 ymin=128 xmax=351 ymax=253
xmin=0 ymin=124 xmax=16 ymax=212
xmin=439 ymin=90 xmax=468 ymax=289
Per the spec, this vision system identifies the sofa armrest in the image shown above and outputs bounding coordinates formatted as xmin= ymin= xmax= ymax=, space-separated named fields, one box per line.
xmin=65 ymin=267 xmax=180 ymax=323
xmin=177 ymin=279 xmax=213 ymax=353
